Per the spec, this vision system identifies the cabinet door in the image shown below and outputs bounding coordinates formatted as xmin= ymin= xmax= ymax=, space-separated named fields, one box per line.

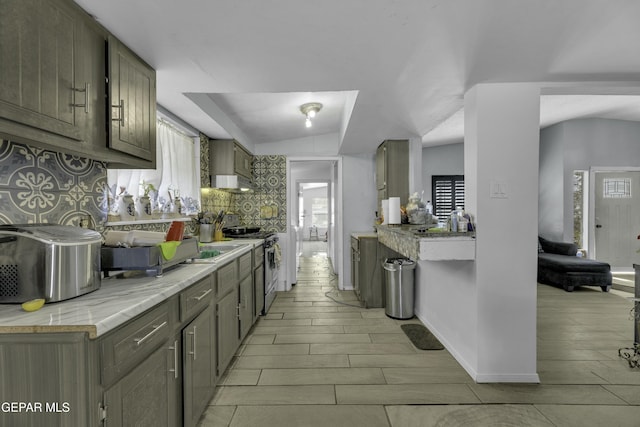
xmin=254 ymin=264 xmax=264 ymax=319
xmin=239 ymin=274 xmax=253 ymax=340
xmin=103 ymin=340 xmax=177 ymax=427
xmin=0 ymin=0 xmax=82 ymax=141
xmin=108 ymin=35 xmax=156 ymax=163
xmin=183 ymin=306 xmax=216 ymax=427
xmin=376 ymin=143 xmax=386 ymax=191
xmin=351 ymin=247 xmax=361 ymax=300
xmin=217 ymin=287 xmax=239 ymax=378
xmin=74 ymin=13 xmax=107 ymax=149
xmin=234 ymin=143 xmax=253 ymax=180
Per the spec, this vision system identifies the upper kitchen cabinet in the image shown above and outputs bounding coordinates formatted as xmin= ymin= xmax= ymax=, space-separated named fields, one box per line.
xmin=376 ymin=139 xmax=409 ymax=207
xmin=0 ymin=0 xmax=100 ymax=146
xmin=107 ymin=35 xmax=157 ymax=165
xmin=209 ymin=139 xmax=254 ymax=189
xmin=0 ymin=0 xmax=157 ymax=169
xmin=211 ymin=139 xmax=253 ymax=180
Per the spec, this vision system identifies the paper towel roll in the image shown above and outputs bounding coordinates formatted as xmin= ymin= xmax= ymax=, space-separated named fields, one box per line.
xmin=388 ymin=197 xmax=401 ymax=224
xmin=381 ymin=199 xmax=389 ymax=224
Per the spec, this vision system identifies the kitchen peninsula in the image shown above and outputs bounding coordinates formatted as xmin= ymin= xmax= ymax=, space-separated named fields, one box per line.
xmin=375 ymin=224 xmax=476 ymax=261
xmin=0 ymin=240 xmax=261 ymax=427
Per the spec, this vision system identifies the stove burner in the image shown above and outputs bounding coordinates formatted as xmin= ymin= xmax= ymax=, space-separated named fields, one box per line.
xmin=223 ymin=226 xmax=275 ymax=240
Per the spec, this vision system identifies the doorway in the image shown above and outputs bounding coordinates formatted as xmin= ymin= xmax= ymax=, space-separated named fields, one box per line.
xmin=593 ymin=170 xmax=640 ymax=270
xmin=287 ymin=158 xmax=342 ymax=289
xmin=298 ymin=182 xmax=330 ymax=257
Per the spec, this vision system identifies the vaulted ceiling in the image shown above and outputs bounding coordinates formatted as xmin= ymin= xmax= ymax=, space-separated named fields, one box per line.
xmin=75 ymin=0 xmax=640 ymax=154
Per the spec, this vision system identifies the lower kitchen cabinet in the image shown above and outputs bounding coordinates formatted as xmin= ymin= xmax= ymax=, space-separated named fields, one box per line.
xmin=0 ymin=255 xmax=263 ymax=426
xmin=216 ymin=286 xmax=239 ymax=378
xmin=103 ymin=337 xmax=180 ymax=427
xmin=239 ymin=274 xmax=253 ymax=340
xmin=182 ymin=305 xmax=216 ymax=427
xmin=351 ymin=235 xmax=399 ymax=308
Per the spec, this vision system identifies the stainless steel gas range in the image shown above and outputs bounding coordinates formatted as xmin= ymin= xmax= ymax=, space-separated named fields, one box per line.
xmin=224 ymin=226 xmax=280 ymax=315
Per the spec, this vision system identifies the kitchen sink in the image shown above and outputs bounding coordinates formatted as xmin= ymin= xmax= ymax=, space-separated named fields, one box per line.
xmin=199 ymin=243 xmax=246 ymax=258
xmin=200 ymin=244 xmax=243 ymax=253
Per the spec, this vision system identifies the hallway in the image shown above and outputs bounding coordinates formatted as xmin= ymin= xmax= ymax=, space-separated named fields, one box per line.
xmin=199 ymin=254 xmax=640 ymax=426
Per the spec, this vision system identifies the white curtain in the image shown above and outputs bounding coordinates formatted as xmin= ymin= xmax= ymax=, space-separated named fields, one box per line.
xmin=107 ymin=118 xmax=199 ymax=208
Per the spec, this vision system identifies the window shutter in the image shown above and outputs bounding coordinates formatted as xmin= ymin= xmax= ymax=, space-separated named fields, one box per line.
xmin=432 ymin=175 xmax=464 ymax=219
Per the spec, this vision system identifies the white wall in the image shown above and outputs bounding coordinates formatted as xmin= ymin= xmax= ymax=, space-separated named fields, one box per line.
xmin=422 ymin=143 xmax=465 ymax=204
xmin=538 ymin=124 xmax=566 ymax=241
xmin=342 ymin=153 xmax=377 ymax=289
xmin=539 ymin=118 xmax=640 ymax=242
xmin=416 ymin=83 xmax=540 ymax=383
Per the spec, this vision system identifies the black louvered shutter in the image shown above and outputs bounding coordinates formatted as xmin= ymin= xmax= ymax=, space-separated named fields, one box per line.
xmin=432 ymin=175 xmax=464 ymax=219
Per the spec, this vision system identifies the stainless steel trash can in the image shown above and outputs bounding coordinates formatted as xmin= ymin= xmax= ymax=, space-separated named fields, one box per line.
xmin=383 ymin=257 xmax=416 ymax=319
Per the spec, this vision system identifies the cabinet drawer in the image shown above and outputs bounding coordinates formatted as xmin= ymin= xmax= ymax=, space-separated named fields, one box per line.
xmin=217 ymin=260 xmax=237 ymax=297
xmin=180 ymin=275 xmax=214 ymax=322
xmin=253 ymin=245 xmax=264 ymax=266
xmin=239 ymin=251 xmax=252 ymax=279
xmin=101 ymin=301 xmax=173 ymax=386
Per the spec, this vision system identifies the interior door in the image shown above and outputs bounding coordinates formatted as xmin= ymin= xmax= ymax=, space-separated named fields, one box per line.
xmin=594 ymin=171 xmax=640 ymax=269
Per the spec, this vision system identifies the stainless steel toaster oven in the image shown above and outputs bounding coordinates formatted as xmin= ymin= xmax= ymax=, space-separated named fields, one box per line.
xmin=0 ymin=224 xmax=102 ymax=303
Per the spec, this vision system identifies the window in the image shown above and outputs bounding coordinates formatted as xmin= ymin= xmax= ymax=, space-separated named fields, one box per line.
xmin=432 ymin=175 xmax=464 ymax=219
xmin=107 ymin=118 xmax=200 ymax=218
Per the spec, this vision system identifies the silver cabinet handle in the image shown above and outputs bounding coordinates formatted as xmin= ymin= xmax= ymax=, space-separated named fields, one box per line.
xmin=188 ymin=326 xmax=197 ymax=360
xmin=193 ymin=288 xmax=212 ymax=302
xmin=112 ymin=99 xmax=125 ymax=126
xmin=72 ymin=82 xmax=90 ymax=113
xmin=168 ymin=340 xmax=178 ymax=379
xmin=133 ymin=321 xmax=167 ymax=346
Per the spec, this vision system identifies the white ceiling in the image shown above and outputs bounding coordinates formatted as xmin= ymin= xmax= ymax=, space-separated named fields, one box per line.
xmin=75 ymin=0 xmax=640 ymax=154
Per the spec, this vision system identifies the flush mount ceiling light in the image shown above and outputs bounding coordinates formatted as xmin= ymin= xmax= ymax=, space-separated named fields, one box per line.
xmin=300 ymin=102 xmax=323 ymax=128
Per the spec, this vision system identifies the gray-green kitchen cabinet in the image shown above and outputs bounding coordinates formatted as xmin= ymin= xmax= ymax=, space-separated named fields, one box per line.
xmin=107 ymin=35 xmax=157 ymax=165
xmin=0 ymin=0 xmax=157 ymax=169
xmin=376 ymin=139 xmax=409 ymax=209
xmin=216 ymin=260 xmax=240 ymax=378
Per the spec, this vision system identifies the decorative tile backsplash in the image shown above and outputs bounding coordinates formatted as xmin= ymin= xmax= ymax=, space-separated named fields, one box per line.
xmin=236 ymin=155 xmax=287 ymax=233
xmin=0 ymin=139 xmax=287 ymax=235
xmin=200 ymin=154 xmax=287 ymax=233
xmin=0 ymin=140 xmax=107 ymax=227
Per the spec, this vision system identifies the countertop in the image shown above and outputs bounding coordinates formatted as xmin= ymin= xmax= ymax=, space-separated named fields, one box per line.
xmin=376 ymin=224 xmax=476 ymax=261
xmin=0 ymin=239 xmax=262 ymax=338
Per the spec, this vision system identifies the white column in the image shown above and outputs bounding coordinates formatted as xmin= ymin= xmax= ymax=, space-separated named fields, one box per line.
xmin=464 ymin=83 xmax=540 ymax=382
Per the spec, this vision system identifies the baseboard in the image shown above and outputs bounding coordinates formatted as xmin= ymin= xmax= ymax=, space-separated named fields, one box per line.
xmin=414 ymin=310 xmax=479 ymax=381
xmin=475 ymin=373 xmax=540 ymax=383
xmin=415 ymin=309 xmax=540 ymax=384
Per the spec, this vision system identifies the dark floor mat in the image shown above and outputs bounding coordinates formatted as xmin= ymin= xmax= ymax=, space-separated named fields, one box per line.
xmin=401 ymin=323 xmax=444 ymax=350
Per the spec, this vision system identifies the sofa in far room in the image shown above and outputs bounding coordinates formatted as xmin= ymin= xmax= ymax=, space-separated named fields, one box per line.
xmin=537 ymin=236 xmax=612 ymax=292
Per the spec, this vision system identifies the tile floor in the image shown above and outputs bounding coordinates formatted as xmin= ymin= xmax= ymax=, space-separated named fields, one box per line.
xmin=198 ymin=253 xmax=640 ymax=427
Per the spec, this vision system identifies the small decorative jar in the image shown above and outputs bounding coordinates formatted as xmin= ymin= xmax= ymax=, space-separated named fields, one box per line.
xmin=118 ymin=194 xmax=136 ymax=221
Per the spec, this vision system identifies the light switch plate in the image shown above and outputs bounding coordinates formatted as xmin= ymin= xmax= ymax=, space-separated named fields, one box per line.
xmin=490 ymin=181 xmax=508 ymax=198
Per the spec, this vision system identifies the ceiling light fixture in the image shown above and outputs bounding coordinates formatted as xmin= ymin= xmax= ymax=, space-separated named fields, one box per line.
xmin=300 ymin=102 xmax=322 ymax=128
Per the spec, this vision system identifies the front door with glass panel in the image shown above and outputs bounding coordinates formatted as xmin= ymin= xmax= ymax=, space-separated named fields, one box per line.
xmin=594 ymin=171 xmax=640 ymax=269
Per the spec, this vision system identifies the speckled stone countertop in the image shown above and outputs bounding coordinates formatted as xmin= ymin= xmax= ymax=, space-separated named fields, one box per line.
xmin=0 ymin=240 xmax=261 ymax=338
xmin=376 ymin=225 xmax=476 ymax=261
